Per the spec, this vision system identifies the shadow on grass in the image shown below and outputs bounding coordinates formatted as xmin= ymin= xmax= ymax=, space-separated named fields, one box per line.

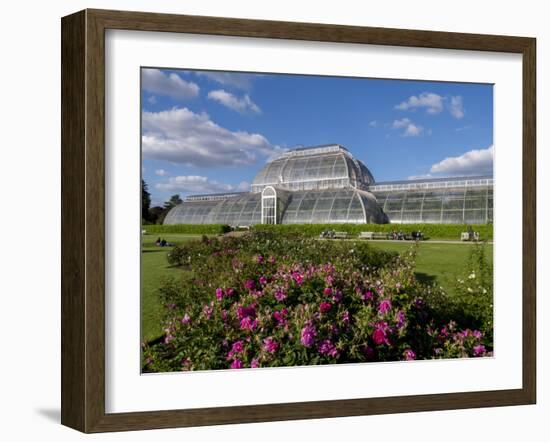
xmin=414 ymin=272 xmax=437 ymax=285
xmin=142 ymin=248 xmax=172 ymax=254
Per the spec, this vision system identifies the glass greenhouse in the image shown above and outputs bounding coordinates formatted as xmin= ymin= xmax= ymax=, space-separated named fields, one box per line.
xmin=369 ymin=177 xmax=493 ymax=224
xmin=164 ymin=144 xmax=493 ymax=226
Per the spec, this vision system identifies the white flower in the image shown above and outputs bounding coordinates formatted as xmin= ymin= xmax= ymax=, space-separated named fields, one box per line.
xmin=468 ymin=272 xmax=476 ymax=279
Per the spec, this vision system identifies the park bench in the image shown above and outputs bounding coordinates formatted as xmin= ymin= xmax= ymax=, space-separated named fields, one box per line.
xmin=333 ymin=231 xmax=349 ymax=239
xmin=461 ymin=231 xmax=480 ymax=241
xmin=359 ymin=231 xmax=387 ymax=240
xmin=319 ymin=230 xmax=348 ymax=239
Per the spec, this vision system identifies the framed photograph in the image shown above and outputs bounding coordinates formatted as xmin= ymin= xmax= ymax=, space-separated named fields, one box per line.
xmin=61 ymin=9 xmax=536 ymax=433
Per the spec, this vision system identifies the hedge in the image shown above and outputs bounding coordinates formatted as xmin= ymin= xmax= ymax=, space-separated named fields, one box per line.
xmin=142 ymin=223 xmax=493 ymax=240
xmin=142 ymin=224 xmax=231 ymax=234
xmin=251 ymin=223 xmax=493 ymax=241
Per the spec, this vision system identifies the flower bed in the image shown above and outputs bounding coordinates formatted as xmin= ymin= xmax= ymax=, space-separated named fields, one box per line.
xmin=142 ymin=232 xmax=492 ymax=372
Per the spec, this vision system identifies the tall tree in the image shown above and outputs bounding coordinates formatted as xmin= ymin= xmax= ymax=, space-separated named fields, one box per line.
xmin=163 ymin=194 xmax=183 ymax=210
xmin=148 ymin=205 xmax=166 ymax=225
xmin=142 ymin=179 xmax=151 ymax=221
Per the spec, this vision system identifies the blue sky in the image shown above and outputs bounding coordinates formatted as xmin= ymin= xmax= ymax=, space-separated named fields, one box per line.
xmin=141 ymin=68 xmax=493 ymax=206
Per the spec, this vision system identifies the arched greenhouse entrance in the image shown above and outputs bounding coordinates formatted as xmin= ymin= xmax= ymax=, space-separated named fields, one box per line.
xmin=261 ymin=186 xmax=277 ymax=224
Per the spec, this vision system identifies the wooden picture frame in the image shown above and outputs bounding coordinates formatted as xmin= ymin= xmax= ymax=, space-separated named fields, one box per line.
xmin=61 ymin=8 xmax=536 ymax=433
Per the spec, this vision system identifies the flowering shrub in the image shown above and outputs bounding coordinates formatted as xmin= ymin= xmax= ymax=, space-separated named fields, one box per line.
xmin=142 ymin=232 xmax=492 ymax=372
xmin=423 ymin=243 xmax=493 ymax=343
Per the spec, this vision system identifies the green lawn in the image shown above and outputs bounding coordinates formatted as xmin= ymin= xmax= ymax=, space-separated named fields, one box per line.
xmin=141 ymin=234 xmax=493 ymax=342
xmin=368 ymin=241 xmax=493 ymax=290
xmin=141 ymin=234 xmax=206 ymax=342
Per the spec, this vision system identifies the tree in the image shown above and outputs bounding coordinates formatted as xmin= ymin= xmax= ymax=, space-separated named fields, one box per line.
xmin=142 ymin=179 xmax=151 ymax=221
xmin=163 ymin=194 xmax=183 ymax=210
xmin=148 ymin=205 xmax=166 ymax=225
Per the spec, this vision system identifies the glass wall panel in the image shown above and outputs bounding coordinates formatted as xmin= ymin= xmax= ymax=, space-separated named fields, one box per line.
xmin=422 ymin=210 xmax=442 ymax=223
xmin=370 ymin=183 xmax=492 ymax=225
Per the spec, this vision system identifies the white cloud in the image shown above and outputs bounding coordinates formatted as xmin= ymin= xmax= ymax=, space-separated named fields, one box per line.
xmin=155 ymin=175 xmax=249 ymax=195
xmin=142 ymin=69 xmax=199 ymax=100
xmin=207 ymin=89 xmax=261 ymax=114
xmin=142 ymin=107 xmax=283 ymax=167
xmin=392 ymin=118 xmax=410 ymax=129
xmin=369 ymin=120 xmax=378 ymax=127
xmin=395 ymin=92 xmax=466 ymax=119
xmin=395 ymin=92 xmax=444 ymax=114
xmin=147 ymin=95 xmax=157 ymax=104
xmin=155 ymin=169 xmax=169 ymax=176
xmin=392 ymin=118 xmax=424 ymax=137
xmin=430 ymin=145 xmax=493 ymax=176
xmin=195 ymin=72 xmax=255 ymax=90
xmin=449 ymin=96 xmax=465 ymax=119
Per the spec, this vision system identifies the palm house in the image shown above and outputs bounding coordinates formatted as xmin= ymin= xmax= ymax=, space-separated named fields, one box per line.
xmin=164 ymin=144 xmax=493 ymax=226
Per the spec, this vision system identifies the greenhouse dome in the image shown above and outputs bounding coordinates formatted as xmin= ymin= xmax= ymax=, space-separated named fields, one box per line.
xmin=251 ymin=144 xmax=375 ymax=193
xmin=163 ymin=144 xmax=493 ymax=226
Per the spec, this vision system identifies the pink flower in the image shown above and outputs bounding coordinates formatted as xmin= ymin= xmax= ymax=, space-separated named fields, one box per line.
xmin=332 ymin=289 xmax=343 ymax=303
xmin=274 ymin=289 xmax=286 ymax=302
xmin=473 ymin=330 xmax=483 ymax=339
xmin=215 ymin=287 xmax=224 ymax=300
xmin=395 ymin=310 xmax=406 ymax=328
xmin=317 ymin=339 xmax=339 ymax=358
xmin=231 ymin=359 xmax=243 ymax=369
xmin=363 ymin=290 xmax=374 ymax=301
xmin=273 ymin=309 xmax=288 ymax=326
xmin=403 ymin=349 xmax=416 ymax=360
xmin=164 ymin=335 xmax=174 ymax=345
xmin=319 ymin=302 xmax=332 ymax=313
xmin=373 ymin=328 xmax=387 ymax=345
xmin=300 ymin=324 xmax=317 ymax=347
xmin=250 ymin=358 xmax=260 ymax=368
xmin=226 ymin=288 xmax=235 ymax=297
xmin=292 ymin=272 xmax=304 ymax=285
xmin=378 ymin=299 xmax=392 ymax=314
xmin=259 ymin=276 xmax=268 ymax=285
xmin=263 ymin=337 xmax=279 ymax=353
xmin=181 ymin=313 xmax=191 ymax=325
xmin=240 ymin=316 xmax=258 ymax=331
xmin=237 ymin=305 xmax=256 ymax=320
xmin=256 ymin=254 xmax=264 ymax=264
xmin=473 ymin=344 xmax=486 ymax=356
xmin=244 ymin=279 xmax=256 ymax=290
xmin=227 ymin=340 xmax=245 ymax=360
xmin=323 ymin=287 xmax=333 ymax=296
xmin=231 ymin=341 xmax=244 ymax=353
xmin=342 ymin=310 xmax=350 ymax=324
xmin=268 ymin=255 xmax=276 ymax=264
xmin=202 ymin=303 xmax=214 ymax=319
